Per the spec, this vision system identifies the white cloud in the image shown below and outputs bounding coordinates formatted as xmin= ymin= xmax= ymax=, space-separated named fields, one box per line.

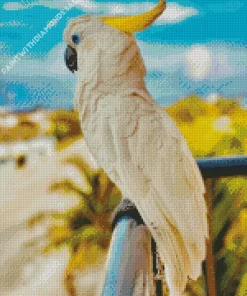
xmin=0 ymin=20 xmax=31 ymax=28
xmin=137 ymin=40 xmax=186 ymax=72
xmin=185 ymin=45 xmax=212 ymax=80
xmin=210 ymin=57 xmax=232 ymax=78
xmin=73 ymin=0 xmax=98 ymax=11
xmin=102 ymin=2 xmax=151 ymax=15
xmin=3 ymin=0 xmax=199 ymax=24
xmin=2 ymin=2 xmax=26 ymax=10
xmin=157 ymin=3 xmax=199 ymax=24
xmin=138 ymin=41 xmax=242 ymax=81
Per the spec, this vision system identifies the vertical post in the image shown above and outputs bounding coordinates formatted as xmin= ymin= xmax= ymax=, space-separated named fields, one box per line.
xmin=102 ymin=215 xmax=155 ymax=296
xmin=205 ymin=178 xmax=217 ymax=296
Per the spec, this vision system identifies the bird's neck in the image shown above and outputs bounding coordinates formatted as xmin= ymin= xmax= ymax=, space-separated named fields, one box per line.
xmin=74 ymin=38 xmax=155 ymax=118
xmin=74 ymin=66 xmax=152 ymax=119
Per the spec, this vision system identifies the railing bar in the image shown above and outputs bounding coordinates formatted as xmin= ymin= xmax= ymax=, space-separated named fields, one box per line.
xmin=197 ymin=156 xmax=247 ymax=178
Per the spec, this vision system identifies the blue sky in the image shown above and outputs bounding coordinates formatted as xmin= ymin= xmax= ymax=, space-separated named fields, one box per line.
xmin=0 ymin=0 xmax=246 ymax=110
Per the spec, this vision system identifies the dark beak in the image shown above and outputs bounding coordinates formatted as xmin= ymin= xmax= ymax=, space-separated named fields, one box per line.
xmin=65 ymin=45 xmax=77 ymax=73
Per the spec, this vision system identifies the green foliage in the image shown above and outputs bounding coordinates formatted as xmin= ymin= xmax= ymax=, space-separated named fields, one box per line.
xmin=48 ymin=109 xmax=83 ymax=150
xmin=46 ymin=157 xmax=122 ymax=253
xmin=215 ymin=98 xmax=242 ymax=116
xmin=166 ymin=95 xmax=208 ymax=123
xmin=0 ymin=116 xmax=39 ymax=142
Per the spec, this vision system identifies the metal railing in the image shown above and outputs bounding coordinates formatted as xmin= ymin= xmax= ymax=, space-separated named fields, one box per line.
xmin=102 ymin=155 xmax=247 ymax=296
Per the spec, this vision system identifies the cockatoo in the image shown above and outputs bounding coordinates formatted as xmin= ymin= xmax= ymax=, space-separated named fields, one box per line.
xmin=64 ymin=0 xmax=208 ymax=294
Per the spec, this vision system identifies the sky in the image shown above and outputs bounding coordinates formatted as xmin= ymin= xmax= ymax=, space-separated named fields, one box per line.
xmin=0 ymin=0 xmax=246 ymax=110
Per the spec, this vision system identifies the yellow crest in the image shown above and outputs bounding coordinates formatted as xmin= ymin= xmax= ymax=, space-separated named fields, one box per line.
xmin=101 ymin=0 xmax=166 ymax=33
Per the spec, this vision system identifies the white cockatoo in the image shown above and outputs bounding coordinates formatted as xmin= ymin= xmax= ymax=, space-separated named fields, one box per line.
xmin=64 ymin=0 xmax=208 ymax=294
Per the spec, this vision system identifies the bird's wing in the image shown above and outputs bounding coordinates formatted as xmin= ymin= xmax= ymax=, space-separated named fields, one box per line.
xmin=105 ymin=95 xmax=208 ymax=295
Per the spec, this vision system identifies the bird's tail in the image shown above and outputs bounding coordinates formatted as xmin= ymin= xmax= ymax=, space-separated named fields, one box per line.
xmin=132 ymin=185 xmax=207 ymax=296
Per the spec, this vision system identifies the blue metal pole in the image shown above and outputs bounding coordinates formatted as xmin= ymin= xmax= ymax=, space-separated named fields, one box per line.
xmin=102 ymin=213 xmax=155 ymax=296
xmin=102 ymin=216 xmax=132 ymax=296
xmin=197 ymin=155 xmax=247 ymax=178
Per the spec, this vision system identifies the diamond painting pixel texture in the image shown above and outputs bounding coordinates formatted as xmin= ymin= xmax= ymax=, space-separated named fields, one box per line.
xmin=0 ymin=0 xmax=247 ymax=295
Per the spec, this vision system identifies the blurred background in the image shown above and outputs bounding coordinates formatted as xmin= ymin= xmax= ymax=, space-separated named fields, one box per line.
xmin=0 ymin=0 xmax=247 ymax=295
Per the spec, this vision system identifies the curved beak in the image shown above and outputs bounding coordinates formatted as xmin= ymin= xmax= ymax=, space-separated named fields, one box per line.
xmin=64 ymin=45 xmax=77 ymax=73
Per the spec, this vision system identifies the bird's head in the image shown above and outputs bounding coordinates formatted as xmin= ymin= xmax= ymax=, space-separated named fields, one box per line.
xmin=64 ymin=0 xmax=165 ymax=82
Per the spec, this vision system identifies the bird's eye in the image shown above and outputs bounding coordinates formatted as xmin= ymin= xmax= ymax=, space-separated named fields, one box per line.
xmin=71 ymin=33 xmax=80 ymax=45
